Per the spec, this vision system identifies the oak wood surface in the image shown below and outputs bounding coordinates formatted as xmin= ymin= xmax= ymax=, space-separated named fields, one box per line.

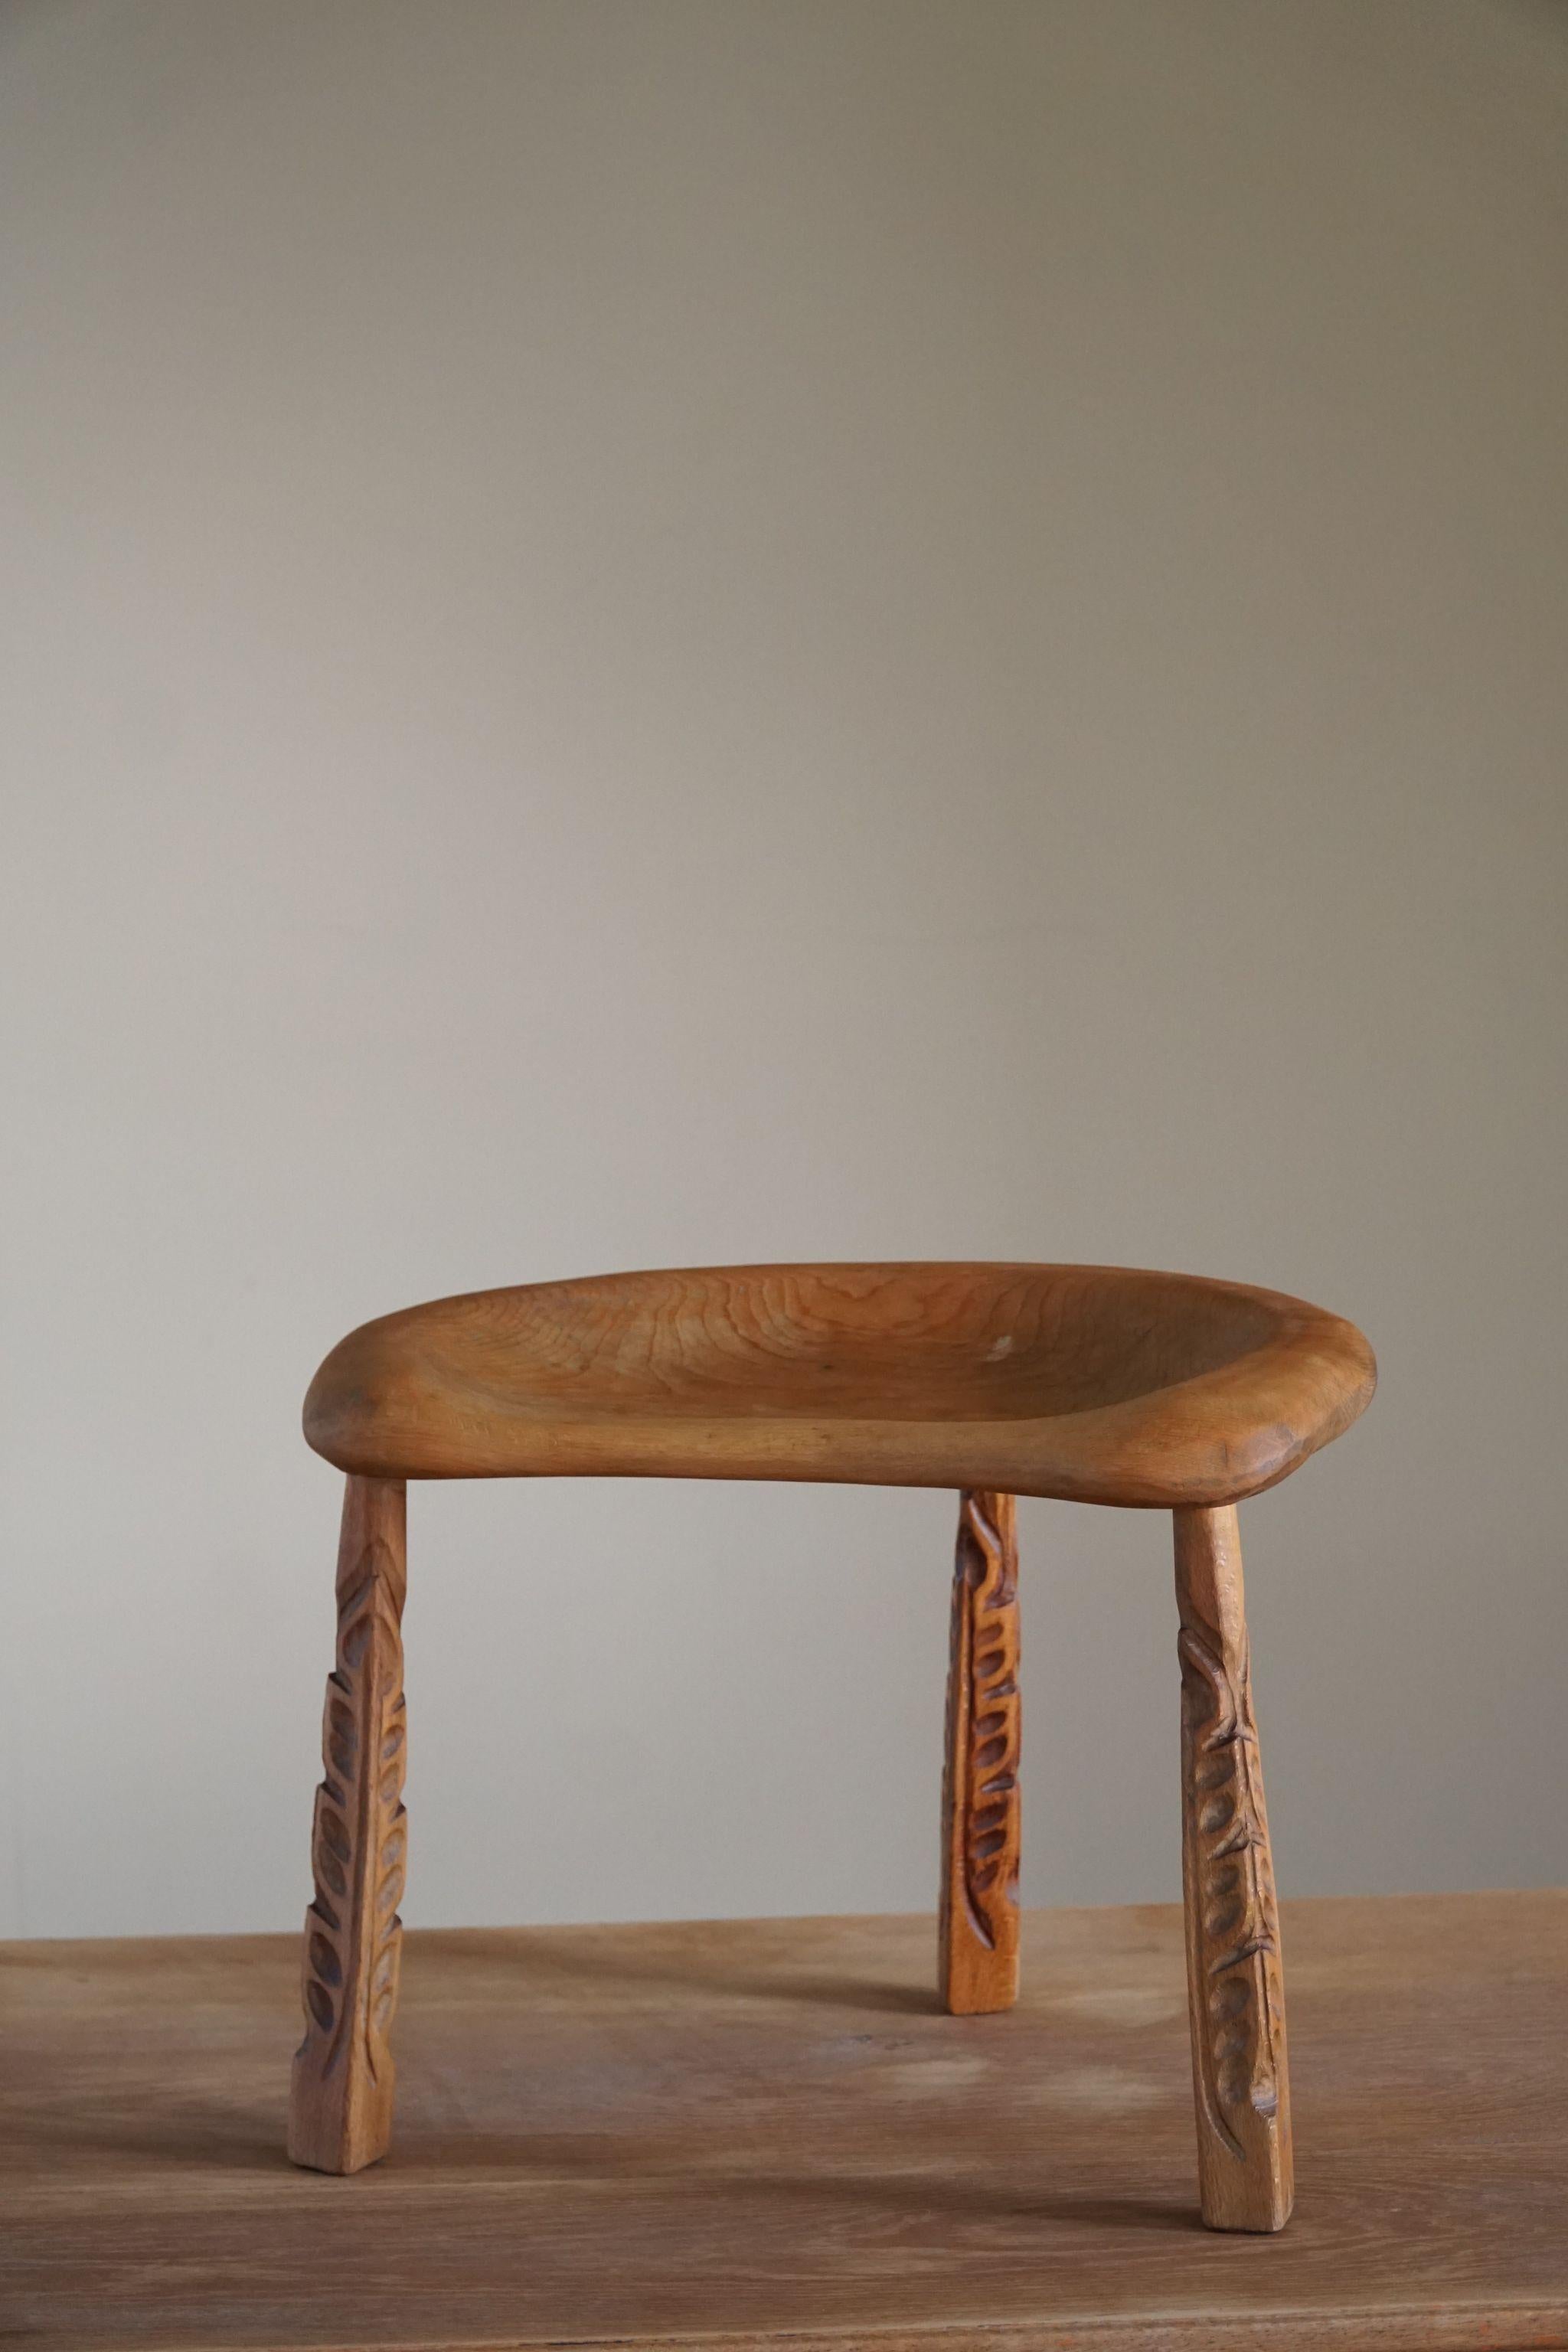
xmin=939 ymin=1489 xmax=1021 ymax=2014
xmin=5 ymin=1894 xmax=1565 ymax=2352
xmin=1174 ymin=1504 xmax=1292 ymax=2230
xmin=288 ymin=1475 xmax=408 ymax=2174
xmin=303 ymin=1262 xmax=1375 ymax=1505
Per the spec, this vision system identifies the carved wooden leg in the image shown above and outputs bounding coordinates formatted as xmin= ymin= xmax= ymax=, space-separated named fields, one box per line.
xmin=939 ymin=1488 xmax=1021 ymax=2014
xmin=1174 ymin=1504 xmax=1292 ymax=2232
xmin=288 ymin=1474 xmax=409 ymax=2174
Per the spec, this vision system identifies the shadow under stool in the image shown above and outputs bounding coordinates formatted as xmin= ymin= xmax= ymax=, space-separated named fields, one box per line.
xmin=286 ymin=1260 xmax=1374 ymax=2232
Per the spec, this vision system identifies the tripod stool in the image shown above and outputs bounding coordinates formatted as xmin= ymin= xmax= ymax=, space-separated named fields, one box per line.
xmin=288 ymin=1260 xmax=1374 ymax=2232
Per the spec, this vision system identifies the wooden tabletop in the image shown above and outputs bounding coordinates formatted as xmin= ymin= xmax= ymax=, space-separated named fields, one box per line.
xmin=5 ymin=1893 xmax=1565 ymax=2351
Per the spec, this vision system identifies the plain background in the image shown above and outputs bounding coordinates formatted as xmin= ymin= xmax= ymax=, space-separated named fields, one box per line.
xmin=2 ymin=0 xmax=1564 ymax=1942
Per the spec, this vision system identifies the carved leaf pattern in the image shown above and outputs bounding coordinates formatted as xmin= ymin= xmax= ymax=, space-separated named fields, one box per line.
xmin=953 ymin=1489 xmax=1021 ymax=1952
xmin=296 ymin=1530 xmax=407 ymax=2088
xmin=1178 ymin=1602 xmax=1284 ymax=2161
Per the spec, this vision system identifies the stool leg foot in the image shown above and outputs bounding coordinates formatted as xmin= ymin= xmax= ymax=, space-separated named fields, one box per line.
xmin=1174 ymin=1504 xmax=1292 ymax=2231
xmin=939 ymin=1489 xmax=1021 ymax=2014
xmin=288 ymin=1474 xmax=409 ymax=2174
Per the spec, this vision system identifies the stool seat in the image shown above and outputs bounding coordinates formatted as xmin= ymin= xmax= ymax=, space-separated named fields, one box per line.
xmin=303 ymin=1260 xmax=1374 ymax=1507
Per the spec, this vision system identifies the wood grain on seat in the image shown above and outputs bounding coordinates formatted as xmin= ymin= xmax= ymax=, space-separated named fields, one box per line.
xmin=303 ymin=1263 xmax=1374 ymax=1506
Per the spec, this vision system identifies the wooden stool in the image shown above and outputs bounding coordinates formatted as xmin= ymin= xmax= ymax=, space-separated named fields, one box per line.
xmin=288 ymin=1261 xmax=1374 ymax=2231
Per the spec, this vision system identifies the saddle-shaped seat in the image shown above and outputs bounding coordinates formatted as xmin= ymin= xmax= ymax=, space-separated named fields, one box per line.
xmin=302 ymin=1260 xmax=1374 ymax=1506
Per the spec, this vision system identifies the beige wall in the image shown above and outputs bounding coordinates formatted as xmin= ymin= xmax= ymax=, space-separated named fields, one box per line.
xmin=2 ymin=0 xmax=1564 ymax=1938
